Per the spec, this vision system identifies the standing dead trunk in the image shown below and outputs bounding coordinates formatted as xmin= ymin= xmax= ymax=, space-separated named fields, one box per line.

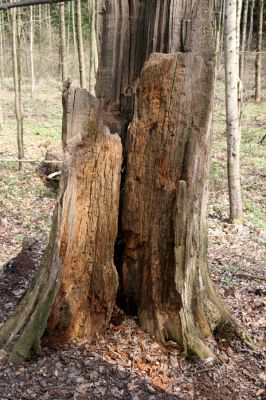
xmin=0 ymin=0 xmax=255 ymax=363
xmin=59 ymin=2 xmax=67 ymax=82
xmin=224 ymin=0 xmax=243 ymax=223
xmin=240 ymin=0 xmax=249 ymax=81
xmin=121 ymin=52 xmax=241 ymax=358
xmin=75 ymin=0 xmax=86 ymax=88
xmin=0 ymin=83 xmax=122 ymax=362
xmin=255 ymin=0 xmax=264 ymax=103
xmin=11 ymin=5 xmax=24 ymax=170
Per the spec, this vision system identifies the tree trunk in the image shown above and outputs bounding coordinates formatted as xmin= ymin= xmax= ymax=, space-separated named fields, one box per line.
xmin=71 ymin=0 xmax=77 ymax=60
xmin=0 ymin=11 xmax=4 ymax=81
xmin=87 ymin=0 xmax=97 ymax=95
xmin=215 ymin=0 xmax=224 ymax=71
xmin=224 ymin=0 xmax=243 ymax=223
xmin=75 ymin=0 xmax=86 ymax=88
xmin=247 ymin=0 xmax=255 ymax=51
xmin=121 ymin=52 xmax=239 ymax=358
xmin=0 ymin=83 xmax=122 ymax=362
xmin=29 ymin=5 xmax=35 ymax=95
xmin=11 ymin=5 xmax=24 ymax=170
xmin=239 ymin=0 xmax=249 ymax=81
xmin=0 ymin=0 xmax=254 ymax=363
xmin=47 ymin=3 xmax=52 ymax=53
xmin=255 ymin=0 xmax=264 ymax=103
xmin=59 ymin=2 xmax=67 ymax=82
xmin=38 ymin=3 xmax=42 ymax=51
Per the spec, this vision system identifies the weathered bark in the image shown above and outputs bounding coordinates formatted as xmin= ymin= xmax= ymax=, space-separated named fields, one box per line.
xmin=239 ymin=0 xmax=249 ymax=81
xmin=224 ymin=0 xmax=243 ymax=223
xmin=120 ymin=52 xmax=238 ymax=358
xmin=0 ymin=0 xmax=255 ymax=363
xmin=0 ymin=84 xmax=122 ymax=362
xmin=59 ymin=2 xmax=67 ymax=82
xmin=12 ymin=5 xmax=24 ymax=170
xmin=255 ymin=0 xmax=264 ymax=103
xmin=76 ymin=0 xmax=86 ymax=88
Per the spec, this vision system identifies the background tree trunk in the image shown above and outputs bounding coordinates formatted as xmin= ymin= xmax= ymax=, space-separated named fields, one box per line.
xmin=240 ymin=0 xmax=249 ymax=81
xmin=12 ymin=5 xmax=24 ymax=170
xmin=255 ymin=0 xmax=264 ymax=103
xmin=224 ymin=0 xmax=243 ymax=223
xmin=247 ymin=0 xmax=255 ymax=51
xmin=87 ymin=0 xmax=97 ymax=94
xmin=29 ymin=5 xmax=35 ymax=95
xmin=76 ymin=0 xmax=86 ymax=88
xmin=59 ymin=2 xmax=67 ymax=82
xmin=0 ymin=83 xmax=122 ymax=362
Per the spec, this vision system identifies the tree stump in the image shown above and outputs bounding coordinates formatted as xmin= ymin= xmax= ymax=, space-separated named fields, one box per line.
xmin=0 ymin=84 xmax=122 ymax=362
xmin=121 ymin=52 xmax=242 ymax=358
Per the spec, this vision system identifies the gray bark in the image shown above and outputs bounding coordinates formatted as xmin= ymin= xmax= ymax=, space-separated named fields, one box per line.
xmin=224 ymin=0 xmax=243 ymax=223
xmin=255 ymin=0 xmax=264 ymax=103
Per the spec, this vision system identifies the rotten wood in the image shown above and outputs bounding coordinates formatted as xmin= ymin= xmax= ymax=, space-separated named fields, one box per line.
xmin=0 ymin=84 xmax=122 ymax=362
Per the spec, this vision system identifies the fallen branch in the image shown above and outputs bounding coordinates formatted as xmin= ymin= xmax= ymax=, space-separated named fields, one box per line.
xmin=236 ymin=273 xmax=266 ymax=282
xmin=47 ymin=171 xmax=61 ymax=179
xmin=0 ymin=158 xmax=62 ymax=164
xmin=0 ymin=0 xmax=71 ymax=11
xmin=259 ymin=133 xmax=266 ymax=144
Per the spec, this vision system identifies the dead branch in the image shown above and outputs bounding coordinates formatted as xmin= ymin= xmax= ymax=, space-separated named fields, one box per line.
xmin=0 ymin=0 xmax=71 ymax=11
xmin=236 ymin=273 xmax=266 ymax=282
xmin=0 ymin=158 xmax=62 ymax=164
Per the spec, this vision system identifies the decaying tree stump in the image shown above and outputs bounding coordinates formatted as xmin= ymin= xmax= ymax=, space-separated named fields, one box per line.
xmin=121 ymin=52 xmax=250 ymax=358
xmin=0 ymin=84 xmax=122 ymax=362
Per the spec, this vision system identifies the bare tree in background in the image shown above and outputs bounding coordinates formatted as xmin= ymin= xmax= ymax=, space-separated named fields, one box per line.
xmin=224 ymin=0 xmax=243 ymax=223
xmin=247 ymin=0 xmax=255 ymax=51
xmin=88 ymin=0 xmax=97 ymax=94
xmin=29 ymin=5 xmax=35 ymax=95
xmin=240 ymin=0 xmax=249 ymax=81
xmin=255 ymin=0 xmax=264 ymax=103
xmin=11 ymin=5 xmax=24 ymax=170
xmin=59 ymin=1 xmax=67 ymax=82
xmin=76 ymin=0 xmax=86 ymax=88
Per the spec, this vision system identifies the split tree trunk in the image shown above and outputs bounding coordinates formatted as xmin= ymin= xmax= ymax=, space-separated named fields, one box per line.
xmin=255 ymin=0 xmax=264 ymax=103
xmin=0 ymin=83 xmax=122 ymax=362
xmin=224 ymin=0 xmax=243 ymax=223
xmin=0 ymin=0 xmax=254 ymax=363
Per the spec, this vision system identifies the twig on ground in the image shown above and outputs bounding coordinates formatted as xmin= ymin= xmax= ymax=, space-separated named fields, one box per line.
xmin=236 ymin=273 xmax=266 ymax=282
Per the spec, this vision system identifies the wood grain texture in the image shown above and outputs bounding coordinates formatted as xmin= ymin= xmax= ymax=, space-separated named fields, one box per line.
xmin=96 ymin=0 xmax=214 ymax=131
xmin=48 ymin=85 xmax=122 ymax=342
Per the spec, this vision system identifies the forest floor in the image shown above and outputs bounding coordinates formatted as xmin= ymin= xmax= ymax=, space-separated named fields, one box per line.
xmin=0 ymin=59 xmax=265 ymax=399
